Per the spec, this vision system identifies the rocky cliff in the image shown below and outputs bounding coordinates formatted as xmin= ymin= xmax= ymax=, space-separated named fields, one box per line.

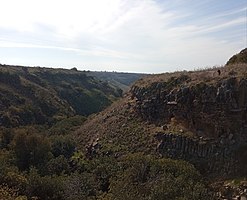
xmin=74 ymin=63 xmax=247 ymax=198
xmin=77 ymin=64 xmax=247 ymax=176
xmin=131 ymin=73 xmax=247 ymax=139
xmin=130 ymin=64 xmax=247 ymax=176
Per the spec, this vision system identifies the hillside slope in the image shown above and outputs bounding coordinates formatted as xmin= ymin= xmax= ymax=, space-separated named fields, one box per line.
xmin=0 ymin=65 xmax=122 ymax=127
xmin=87 ymin=71 xmax=147 ymax=91
xmin=226 ymin=48 xmax=247 ymax=65
xmin=75 ymin=63 xmax=247 ymax=197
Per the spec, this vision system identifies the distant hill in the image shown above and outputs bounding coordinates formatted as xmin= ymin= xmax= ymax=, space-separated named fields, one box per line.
xmin=226 ymin=48 xmax=247 ymax=65
xmin=87 ymin=71 xmax=147 ymax=91
xmin=0 ymin=65 xmax=122 ymax=127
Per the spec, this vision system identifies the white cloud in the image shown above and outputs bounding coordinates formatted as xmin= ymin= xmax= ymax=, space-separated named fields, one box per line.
xmin=0 ymin=0 xmax=121 ymax=34
xmin=0 ymin=0 xmax=245 ymax=72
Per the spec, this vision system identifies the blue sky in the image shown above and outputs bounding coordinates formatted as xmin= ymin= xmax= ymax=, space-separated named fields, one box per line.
xmin=0 ymin=0 xmax=246 ymax=73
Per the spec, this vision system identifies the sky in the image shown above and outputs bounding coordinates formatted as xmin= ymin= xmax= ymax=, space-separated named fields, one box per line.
xmin=0 ymin=0 xmax=246 ymax=73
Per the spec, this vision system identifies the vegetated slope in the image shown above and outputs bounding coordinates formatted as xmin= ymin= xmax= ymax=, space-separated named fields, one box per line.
xmin=76 ymin=63 xmax=247 ymax=198
xmin=87 ymin=71 xmax=147 ymax=91
xmin=226 ymin=48 xmax=247 ymax=65
xmin=0 ymin=67 xmax=210 ymax=200
xmin=0 ymin=64 xmax=122 ymax=127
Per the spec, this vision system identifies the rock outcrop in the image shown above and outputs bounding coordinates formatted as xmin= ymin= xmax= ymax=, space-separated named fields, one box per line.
xmin=155 ymin=132 xmax=239 ymax=175
xmin=131 ymin=76 xmax=247 ymax=139
xmin=130 ymin=70 xmax=247 ymax=176
xmin=227 ymin=48 xmax=247 ymax=65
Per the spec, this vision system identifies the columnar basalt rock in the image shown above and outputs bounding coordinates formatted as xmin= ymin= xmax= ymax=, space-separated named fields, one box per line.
xmin=154 ymin=131 xmax=245 ymax=175
xmin=131 ymin=77 xmax=247 ymax=139
xmin=130 ymin=72 xmax=247 ymax=176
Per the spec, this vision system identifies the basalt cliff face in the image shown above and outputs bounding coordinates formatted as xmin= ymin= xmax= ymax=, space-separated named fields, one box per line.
xmin=130 ymin=64 xmax=247 ymax=175
xmin=77 ymin=64 xmax=247 ymax=178
xmin=131 ymin=72 xmax=247 ymax=139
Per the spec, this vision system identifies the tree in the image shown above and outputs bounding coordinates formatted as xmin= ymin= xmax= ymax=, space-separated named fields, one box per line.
xmin=12 ymin=131 xmax=51 ymax=170
xmin=45 ymin=155 xmax=70 ymax=175
xmin=63 ymin=172 xmax=97 ymax=200
xmin=26 ymin=168 xmax=65 ymax=200
xmin=50 ymin=135 xmax=76 ymax=159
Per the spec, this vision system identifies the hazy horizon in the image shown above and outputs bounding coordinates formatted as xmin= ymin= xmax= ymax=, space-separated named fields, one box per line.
xmin=0 ymin=0 xmax=246 ymax=73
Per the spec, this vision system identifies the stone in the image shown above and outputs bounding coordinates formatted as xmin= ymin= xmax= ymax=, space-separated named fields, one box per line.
xmin=161 ymin=125 xmax=168 ymax=131
xmin=181 ymin=137 xmax=186 ymax=153
xmin=230 ymin=140 xmax=236 ymax=145
xmin=154 ymin=132 xmax=164 ymax=141
xmin=220 ymin=138 xmax=225 ymax=145
xmin=241 ymin=195 xmax=247 ymax=200
xmin=228 ymin=133 xmax=234 ymax=140
xmin=157 ymin=141 xmax=164 ymax=150
xmin=167 ymin=101 xmax=177 ymax=105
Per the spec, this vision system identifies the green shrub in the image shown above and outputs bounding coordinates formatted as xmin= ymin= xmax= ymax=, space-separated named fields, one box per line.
xmin=50 ymin=135 xmax=76 ymax=158
xmin=12 ymin=131 xmax=51 ymax=170
xmin=49 ymin=115 xmax=86 ymax=135
xmin=105 ymin=153 xmax=209 ymax=200
xmin=63 ymin=171 xmax=98 ymax=200
xmin=45 ymin=155 xmax=70 ymax=175
xmin=0 ymin=150 xmax=27 ymax=194
xmin=0 ymin=184 xmax=27 ymax=200
xmin=26 ymin=168 xmax=65 ymax=200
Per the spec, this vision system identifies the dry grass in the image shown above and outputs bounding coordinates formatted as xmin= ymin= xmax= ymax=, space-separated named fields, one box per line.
xmin=74 ymin=97 xmax=159 ymax=155
xmin=134 ymin=64 xmax=247 ymax=88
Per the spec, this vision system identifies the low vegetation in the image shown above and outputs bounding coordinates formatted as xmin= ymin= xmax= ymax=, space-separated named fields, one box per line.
xmin=226 ymin=48 xmax=247 ymax=65
xmin=0 ymin=127 xmax=211 ymax=199
xmin=0 ymin=64 xmax=122 ymax=127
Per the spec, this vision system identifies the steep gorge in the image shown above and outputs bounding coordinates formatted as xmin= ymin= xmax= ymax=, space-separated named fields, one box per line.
xmin=77 ymin=64 xmax=247 ymax=179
